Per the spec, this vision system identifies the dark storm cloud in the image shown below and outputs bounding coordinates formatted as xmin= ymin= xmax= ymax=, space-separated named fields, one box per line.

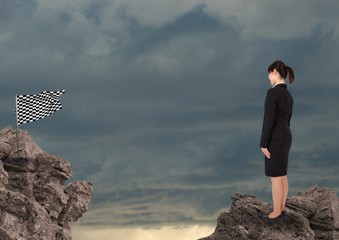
xmin=1 ymin=0 xmax=339 ymax=229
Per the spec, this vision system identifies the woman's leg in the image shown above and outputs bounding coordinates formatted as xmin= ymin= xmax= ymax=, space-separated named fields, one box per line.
xmin=281 ymin=175 xmax=288 ymax=211
xmin=269 ymin=176 xmax=283 ymax=218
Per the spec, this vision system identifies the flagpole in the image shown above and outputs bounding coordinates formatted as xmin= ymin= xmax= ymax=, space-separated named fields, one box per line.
xmin=15 ymin=93 xmax=20 ymax=155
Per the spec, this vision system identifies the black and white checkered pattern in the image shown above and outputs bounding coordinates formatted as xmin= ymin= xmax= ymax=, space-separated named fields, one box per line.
xmin=16 ymin=90 xmax=65 ymax=125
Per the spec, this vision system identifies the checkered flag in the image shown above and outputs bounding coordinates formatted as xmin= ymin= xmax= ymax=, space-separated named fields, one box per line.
xmin=16 ymin=90 xmax=65 ymax=125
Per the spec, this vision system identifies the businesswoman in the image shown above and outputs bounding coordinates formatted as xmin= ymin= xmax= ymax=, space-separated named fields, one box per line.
xmin=260 ymin=60 xmax=295 ymax=221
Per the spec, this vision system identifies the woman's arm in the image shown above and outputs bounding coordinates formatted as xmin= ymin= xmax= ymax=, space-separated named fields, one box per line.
xmin=260 ymin=89 xmax=277 ymax=148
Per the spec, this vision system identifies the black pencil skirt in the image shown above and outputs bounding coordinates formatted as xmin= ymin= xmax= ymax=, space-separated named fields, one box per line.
xmin=265 ymin=130 xmax=292 ymax=177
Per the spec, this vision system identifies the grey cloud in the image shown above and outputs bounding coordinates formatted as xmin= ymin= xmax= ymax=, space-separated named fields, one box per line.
xmin=203 ymin=0 xmax=339 ymax=40
xmin=289 ymin=144 xmax=339 ymax=193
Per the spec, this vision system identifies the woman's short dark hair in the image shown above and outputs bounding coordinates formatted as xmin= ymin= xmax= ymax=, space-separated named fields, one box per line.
xmin=268 ymin=60 xmax=295 ymax=84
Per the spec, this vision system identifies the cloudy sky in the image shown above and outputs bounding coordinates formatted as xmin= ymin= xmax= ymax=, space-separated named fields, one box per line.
xmin=1 ymin=1 xmax=339 ymax=239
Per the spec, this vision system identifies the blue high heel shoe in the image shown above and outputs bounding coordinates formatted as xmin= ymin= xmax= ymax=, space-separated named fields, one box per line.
xmin=261 ymin=213 xmax=284 ymax=222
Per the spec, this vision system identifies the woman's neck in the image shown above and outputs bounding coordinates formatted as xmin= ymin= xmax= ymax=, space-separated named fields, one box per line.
xmin=272 ymin=80 xmax=285 ymax=87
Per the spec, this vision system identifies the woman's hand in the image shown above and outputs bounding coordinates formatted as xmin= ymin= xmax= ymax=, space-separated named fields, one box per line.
xmin=261 ymin=148 xmax=271 ymax=159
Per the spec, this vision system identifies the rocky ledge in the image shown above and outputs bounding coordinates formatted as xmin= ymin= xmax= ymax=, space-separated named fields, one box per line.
xmin=199 ymin=186 xmax=339 ymax=240
xmin=0 ymin=127 xmax=93 ymax=240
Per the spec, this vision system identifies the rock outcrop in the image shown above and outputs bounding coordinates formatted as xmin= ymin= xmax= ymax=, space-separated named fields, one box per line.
xmin=0 ymin=127 xmax=93 ymax=240
xmin=199 ymin=186 xmax=339 ymax=240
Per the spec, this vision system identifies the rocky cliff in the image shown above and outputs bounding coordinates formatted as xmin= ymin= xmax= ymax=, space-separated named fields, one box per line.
xmin=0 ymin=127 xmax=93 ymax=240
xmin=199 ymin=186 xmax=339 ymax=240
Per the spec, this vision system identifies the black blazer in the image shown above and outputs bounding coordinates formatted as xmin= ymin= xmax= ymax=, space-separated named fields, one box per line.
xmin=260 ymin=84 xmax=294 ymax=148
